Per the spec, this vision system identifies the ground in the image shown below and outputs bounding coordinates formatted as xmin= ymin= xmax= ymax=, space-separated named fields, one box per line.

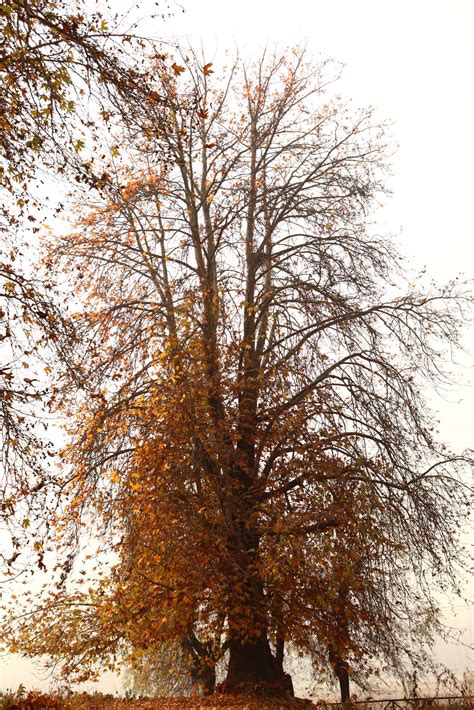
xmin=0 ymin=691 xmax=316 ymax=709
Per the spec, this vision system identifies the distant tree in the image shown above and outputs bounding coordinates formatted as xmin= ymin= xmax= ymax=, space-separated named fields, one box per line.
xmin=4 ymin=48 xmax=471 ymax=699
xmin=122 ymin=639 xmax=196 ymax=698
xmin=123 ymin=630 xmax=223 ymax=697
xmin=303 ymin=478 xmax=454 ymax=703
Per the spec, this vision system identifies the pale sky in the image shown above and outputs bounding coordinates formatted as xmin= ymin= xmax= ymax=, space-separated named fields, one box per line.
xmin=1 ymin=0 xmax=472 ymax=698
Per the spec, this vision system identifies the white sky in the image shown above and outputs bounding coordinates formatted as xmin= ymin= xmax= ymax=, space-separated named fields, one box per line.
xmin=1 ymin=0 xmax=472 ymax=698
xmin=161 ymin=0 xmax=474 ymax=451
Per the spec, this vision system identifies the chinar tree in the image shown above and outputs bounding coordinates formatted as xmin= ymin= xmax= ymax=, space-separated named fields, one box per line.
xmin=5 ymin=49 xmax=471 ymax=697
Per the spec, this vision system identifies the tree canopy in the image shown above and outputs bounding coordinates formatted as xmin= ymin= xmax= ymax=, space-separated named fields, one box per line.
xmin=1 ymin=43 xmax=472 ymax=701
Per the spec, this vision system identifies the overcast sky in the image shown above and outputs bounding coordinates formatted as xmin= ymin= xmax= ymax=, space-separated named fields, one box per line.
xmin=160 ymin=0 xmax=474 ymax=451
xmin=1 ymin=0 xmax=472 ymax=697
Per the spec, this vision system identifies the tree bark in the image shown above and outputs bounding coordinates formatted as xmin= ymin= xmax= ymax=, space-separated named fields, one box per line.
xmin=337 ymin=664 xmax=350 ymax=707
xmin=275 ymin=636 xmax=284 ymax=673
xmin=329 ymin=645 xmax=350 ymax=706
xmin=223 ymin=577 xmax=292 ymax=694
xmin=224 ymin=634 xmax=291 ymax=695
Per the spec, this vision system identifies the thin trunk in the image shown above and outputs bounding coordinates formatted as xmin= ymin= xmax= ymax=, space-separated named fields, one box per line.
xmin=275 ymin=636 xmax=294 ymax=697
xmin=328 ymin=645 xmax=350 ymax=706
xmin=275 ymin=636 xmax=284 ymax=673
xmin=337 ymin=664 xmax=350 ymax=706
xmin=182 ymin=631 xmax=216 ymax=696
xmin=192 ymin=663 xmax=216 ymax=696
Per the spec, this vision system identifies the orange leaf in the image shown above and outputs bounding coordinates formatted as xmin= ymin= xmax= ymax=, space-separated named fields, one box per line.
xmin=171 ymin=62 xmax=186 ymax=76
xmin=203 ymin=62 xmax=214 ymax=76
xmin=197 ymin=109 xmax=209 ymax=119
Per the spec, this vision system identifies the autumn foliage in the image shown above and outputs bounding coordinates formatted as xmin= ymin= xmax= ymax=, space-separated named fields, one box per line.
xmin=1 ymin=14 xmax=472 ymax=703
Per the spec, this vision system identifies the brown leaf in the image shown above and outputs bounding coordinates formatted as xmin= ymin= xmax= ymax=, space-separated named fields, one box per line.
xmin=171 ymin=62 xmax=186 ymax=76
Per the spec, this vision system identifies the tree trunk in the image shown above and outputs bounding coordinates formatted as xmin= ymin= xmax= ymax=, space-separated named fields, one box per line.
xmin=275 ymin=636 xmax=284 ymax=674
xmin=196 ymin=664 xmax=216 ymax=696
xmin=329 ymin=645 xmax=350 ymax=706
xmin=337 ymin=664 xmax=350 ymax=707
xmin=222 ymin=441 xmax=295 ymax=695
xmin=224 ymin=634 xmax=291 ymax=695
xmin=182 ymin=631 xmax=216 ymax=696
